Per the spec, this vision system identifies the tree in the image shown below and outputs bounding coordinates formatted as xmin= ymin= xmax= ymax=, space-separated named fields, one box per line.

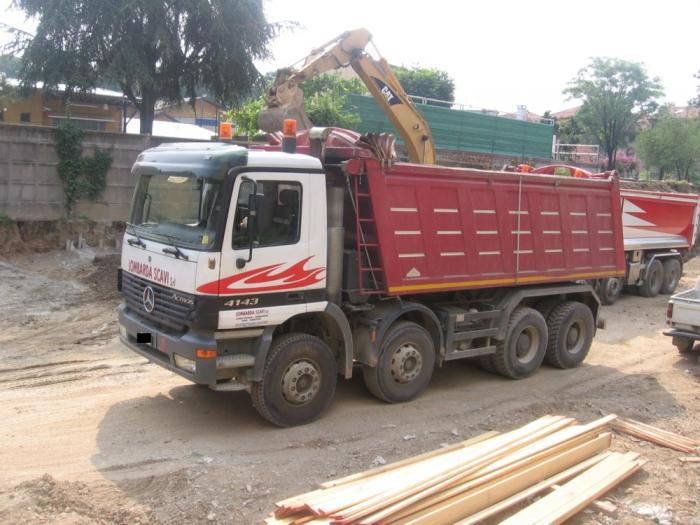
xmin=637 ymin=116 xmax=700 ymax=181
xmin=690 ymin=69 xmax=700 ymax=107
xmin=228 ymin=74 xmax=366 ymax=136
xmin=303 ymin=74 xmax=365 ymax=128
xmin=10 ymin=0 xmax=276 ymax=133
xmin=393 ymin=66 xmax=455 ymax=107
xmin=564 ymin=58 xmax=663 ymax=169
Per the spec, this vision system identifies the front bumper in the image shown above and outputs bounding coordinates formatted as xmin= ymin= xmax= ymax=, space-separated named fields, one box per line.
xmin=118 ymin=304 xmax=218 ymax=385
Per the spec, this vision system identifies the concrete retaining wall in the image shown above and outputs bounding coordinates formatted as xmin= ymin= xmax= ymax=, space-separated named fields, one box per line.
xmin=0 ymin=123 xmax=204 ymax=222
xmin=0 ymin=122 xmax=544 ymax=223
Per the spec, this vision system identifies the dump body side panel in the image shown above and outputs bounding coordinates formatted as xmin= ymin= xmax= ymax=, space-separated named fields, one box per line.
xmin=620 ymin=189 xmax=700 ymax=250
xmin=361 ymin=159 xmax=625 ymax=295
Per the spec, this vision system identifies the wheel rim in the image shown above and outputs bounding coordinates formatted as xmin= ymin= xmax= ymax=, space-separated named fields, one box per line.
xmin=515 ymin=326 xmax=539 ymax=363
xmin=606 ymin=278 xmax=621 ymax=297
xmin=390 ymin=343 xmax=423 ymax=384
xmin=564 ymin=320 xmax=586 ymax=355
xmin=281 ymin=359 xmax=321 ymax=405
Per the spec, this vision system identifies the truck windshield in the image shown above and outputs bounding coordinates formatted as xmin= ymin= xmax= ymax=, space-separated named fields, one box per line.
xmin=128 ymin=174 xmax=223 ymax=249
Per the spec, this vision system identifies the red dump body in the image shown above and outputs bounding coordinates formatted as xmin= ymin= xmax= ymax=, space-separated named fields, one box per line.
xmin=346 ymin=159 xmax=626 ymax=296
xmin=620 ymin=189 xmax=700 ymax=251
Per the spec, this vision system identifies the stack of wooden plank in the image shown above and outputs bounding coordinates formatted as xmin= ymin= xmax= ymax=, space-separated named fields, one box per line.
xmin=266 ymin=414 xmax=643 ymax=525
xmin=613 ymin=418 xmax=700 ymax=455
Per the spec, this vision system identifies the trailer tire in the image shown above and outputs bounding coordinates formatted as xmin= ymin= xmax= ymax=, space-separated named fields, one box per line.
xmin=251 ymin=333 xmax=337 ymax=427
xmin=493 ymin=307 xmax=547 ymax=379
xmin=661 ymin=259 xmax=681 ymax=295
xmin=638 ymin=259 xmax=663 ymax=298
xmin=673 ymin=336 xmax=695 ymax=354
xmin=598 ymin=277 xmax=624 ymax=305
xmin=545 ymin=302 xmax=594 ymax=368
xmin=362 ymin=321 xmax=435 ymax=403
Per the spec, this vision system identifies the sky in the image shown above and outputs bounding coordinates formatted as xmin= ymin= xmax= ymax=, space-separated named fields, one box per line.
xmin=2 ymin=0 xmax=699 ymax=115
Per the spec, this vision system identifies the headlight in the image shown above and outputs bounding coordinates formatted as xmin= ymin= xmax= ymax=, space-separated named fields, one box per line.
xmin=174 ymin=354 xmax=196 ymax=373
xmin=119 ymin=324 xmax=127 ymax=339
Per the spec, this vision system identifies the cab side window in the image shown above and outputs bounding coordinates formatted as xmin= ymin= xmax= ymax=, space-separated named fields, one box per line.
xmin=233 ymin=180 xmax=302 ymax=250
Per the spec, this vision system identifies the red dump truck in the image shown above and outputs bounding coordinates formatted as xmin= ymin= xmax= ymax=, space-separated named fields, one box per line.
xmin=118 ymin=128 xmax=625 ymax=426
xmin=522 ymin=165 xmax=700 ymax=304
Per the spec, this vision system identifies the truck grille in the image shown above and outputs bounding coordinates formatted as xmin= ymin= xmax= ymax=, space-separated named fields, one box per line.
xmin=121 ymin=272 xmax=195 ymax=333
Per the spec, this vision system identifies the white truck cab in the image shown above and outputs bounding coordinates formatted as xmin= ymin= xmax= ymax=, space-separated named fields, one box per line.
xmin=118 ymin=142 xmax=347 ymax=426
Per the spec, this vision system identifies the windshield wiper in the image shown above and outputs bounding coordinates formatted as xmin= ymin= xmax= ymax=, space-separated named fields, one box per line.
xmin=161 ymin=235 xmax=189 ymax=261
xmin=125 ymin=222 xmax=146 ymax=248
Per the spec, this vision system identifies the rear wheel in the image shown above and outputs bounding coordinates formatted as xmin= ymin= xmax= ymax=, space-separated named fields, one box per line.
xmin=251 ymin=333 xmax=337 ymax=427
xmin=598 ymin=277 xmax=624 ymax=305
xmin=673 ymin=336 xmax=695 ymax=354
xmin=493 ymin=307 xmax=547 ymax=379
xmin=545 ymin=302 xmax=594 ymax=368
xmin=362 ymin=321 xmax=435 ymax=403
xmin=638 ymin=259 xmax=663 ymax=298
xmin=661 ymin=259 xmax=682 ymax=295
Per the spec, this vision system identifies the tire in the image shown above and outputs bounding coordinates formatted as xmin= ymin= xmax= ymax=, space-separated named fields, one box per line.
xmin=661 ymin=259 xmax=682 ymax=295
xmin=598 ymin=277 xmax=624 ymax=305
xmin=545 ymin=302 xmax=594 ymax=368
xmin=362 ymin=321 xmax=435 ymax=403
xmin=478 ymin=355 xmax=496 ymax=373
xmin=673 ymin=336 xmax=695 ymax=354
xmin=638 ymin=259 xmax=663 ymax=298
xmin=493 ymin=307 xmax=547 ymax=379
xmin=251 ymin=333 xmax=337 ymax=427
xmin=535 ymin=298 xmax=562 ymax=320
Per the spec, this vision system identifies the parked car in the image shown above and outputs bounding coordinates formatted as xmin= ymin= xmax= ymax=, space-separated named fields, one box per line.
xmin=664 ymin=282 xmax=700 ymax=353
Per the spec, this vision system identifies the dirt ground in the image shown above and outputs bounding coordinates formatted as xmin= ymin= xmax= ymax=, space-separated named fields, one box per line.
xmin=0 ymin=249 xmax=699 ymax=525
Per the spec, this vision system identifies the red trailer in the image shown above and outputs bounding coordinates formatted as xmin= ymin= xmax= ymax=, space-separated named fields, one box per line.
xmin=522 ymin=165 xmax=700 ymax=303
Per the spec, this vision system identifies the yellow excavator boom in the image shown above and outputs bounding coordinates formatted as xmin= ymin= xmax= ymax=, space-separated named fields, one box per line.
xmin=257 ymin=28 xmax=436 ymax=165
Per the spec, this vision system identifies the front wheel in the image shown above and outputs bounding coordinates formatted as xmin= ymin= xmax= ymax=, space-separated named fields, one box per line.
xmin=545 ymin=302 xmax=594 ymax=368
xmin=661 ymin=259 xmax=682 ymax=295
xmin=362 ymin=321 xmax=435 ymax=403
xmin=251 ymin=333 xmax=337 ymax=427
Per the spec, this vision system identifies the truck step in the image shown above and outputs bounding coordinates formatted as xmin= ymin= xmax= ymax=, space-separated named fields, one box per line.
xmin=208 ymin=380 xmax=247 ymax=392
xmin=452 ymin=328 xmax=499 ymax=341
xmin=443 ymin=345 xmax=496 ymax=361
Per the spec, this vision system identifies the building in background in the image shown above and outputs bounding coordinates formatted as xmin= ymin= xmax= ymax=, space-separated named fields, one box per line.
xmin=155 ymin=96 xmax=222 ymax=132
xmin=1 ymin=80 xmax=127 ymax=132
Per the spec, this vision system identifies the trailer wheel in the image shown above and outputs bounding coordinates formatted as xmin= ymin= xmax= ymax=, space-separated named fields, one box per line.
xmin=493 ymin=307 xmax=547 ymax=379
xmin=545 ymin=302 xmax=594 ymax=368
xmin=661 ymin=259 xmax=682 ymax=295
xmin=638 ymin=259 xmax=663 ymax=298
xmin=673 ymin=336 xmax=695 ymax=354
xmin=598 ymin=277 xmax=624 ymax=305
xmin=251 ymin=333 xmax=337 ymax=427
xmin=362 ymin=321 xmax=435 ymax=403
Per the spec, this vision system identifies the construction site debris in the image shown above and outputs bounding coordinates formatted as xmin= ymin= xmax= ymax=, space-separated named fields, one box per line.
xmin=612 ymin=418 xmax=700 ymax=455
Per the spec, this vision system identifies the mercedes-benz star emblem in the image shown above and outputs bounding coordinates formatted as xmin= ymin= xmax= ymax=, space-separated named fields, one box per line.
xmin=142 ymin=286 xmax=155 ymax=313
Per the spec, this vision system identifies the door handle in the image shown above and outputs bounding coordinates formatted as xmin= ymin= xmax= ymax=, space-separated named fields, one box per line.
xmin=287 ymin=293 xmax=304 ymax=303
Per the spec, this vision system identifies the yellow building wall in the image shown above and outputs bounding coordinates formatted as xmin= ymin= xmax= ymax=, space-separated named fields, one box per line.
xmin=2 ymin=92 xmax=123 ymax=132
xmin=159 ymin=99 xmax=219 ymax=120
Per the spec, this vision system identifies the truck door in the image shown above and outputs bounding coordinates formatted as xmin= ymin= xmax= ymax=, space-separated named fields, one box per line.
xmin=209 ymin=171 xmax=325 ymax=329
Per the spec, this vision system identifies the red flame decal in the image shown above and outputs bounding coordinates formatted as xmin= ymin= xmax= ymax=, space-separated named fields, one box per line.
xmin=197 ymin=257 xmax=325 ymax=294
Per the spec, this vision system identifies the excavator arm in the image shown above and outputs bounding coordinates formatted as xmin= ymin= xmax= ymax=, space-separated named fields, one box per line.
xmin=258 ymin=28 xmax=436 ymax=165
